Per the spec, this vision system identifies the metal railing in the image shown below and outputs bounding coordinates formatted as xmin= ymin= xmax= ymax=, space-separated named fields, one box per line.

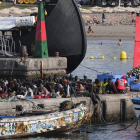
xmin=0 ymin=35 xmax=15 ymax=54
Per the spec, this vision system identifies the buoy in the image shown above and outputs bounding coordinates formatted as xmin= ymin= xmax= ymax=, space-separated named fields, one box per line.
xmin=102 ymin=56 xmax=104 ymax=59
xmin=18 ymin=0 xmax=23 ymax=4
xmin=120 ymin=51 xmax=127 ymax=59
xmin=45 ymin=10 xmax=47 ymax=15
xmin=90 ymin=56 xmax=93 ymax=59
xmin=24 ymin=0 xmax=29 ymax=4
xmin=127 ymin=57 xmax=130 ymax=59
xmin=113 ymin=57 xmax=116 ymax=60
xmin=30 ymin=0 xmax=36 ymax=4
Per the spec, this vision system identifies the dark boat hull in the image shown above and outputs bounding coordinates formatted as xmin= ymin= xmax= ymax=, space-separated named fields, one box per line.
xmin=14 ymin=0 xmax=87 ymax=72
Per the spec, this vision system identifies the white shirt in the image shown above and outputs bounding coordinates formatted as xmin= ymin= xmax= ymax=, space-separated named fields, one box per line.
xmin=25 ymin=88 xmax=33 ymax=97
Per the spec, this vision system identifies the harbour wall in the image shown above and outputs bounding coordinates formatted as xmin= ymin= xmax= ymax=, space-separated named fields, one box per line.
xmin=0 ymin=93 xmax=138 ymax=123
xmin=91 ymin=92 xmax=139 ymax=123
xmin=0 ymin=57 xmax=67 ymax=79
xmin=0 ymin=97 xmax=94 ymax=116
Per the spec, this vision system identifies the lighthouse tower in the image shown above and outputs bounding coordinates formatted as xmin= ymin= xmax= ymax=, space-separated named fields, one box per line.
xmin=34 ymin=2 xmax=49 ymax=58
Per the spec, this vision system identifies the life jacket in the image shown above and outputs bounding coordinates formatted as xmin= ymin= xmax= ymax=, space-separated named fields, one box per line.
xmin=117 ymin=79 xmax=126 ymax=90
xmin=101 ymin=81 xmax=108 ymax=89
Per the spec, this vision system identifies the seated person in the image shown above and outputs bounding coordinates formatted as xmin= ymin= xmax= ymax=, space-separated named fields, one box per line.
xmin=83 ymin=74 xmax=88 ymax=82
xmin=115 ymin=78 xmax=119 ymax=92
xmin=88 ymin=26 xmax=94 ymax=33
xmin=101 ymin=79 xmax=108 ymax=94
xmin=118 ymin=39 xmax=122 ymax=46
xmin=63 ymin=82 xmax=77 ymax=97
xmin=93 ymin=79 xmax=102 ymax=94
xmin=117 ymin=76 xmax=129 ymax=93
xmin=92 ymin=17 xmax=99 ymax=24
xmin=24 ymin=84 xmax=33 ymax=98
xmin=55 ymin=83 xmax=63 ymax=98
xmin=106 ymin=79 xmax=118 ymax=94
xmin=86 ymin=79 xmax=92 ymax=93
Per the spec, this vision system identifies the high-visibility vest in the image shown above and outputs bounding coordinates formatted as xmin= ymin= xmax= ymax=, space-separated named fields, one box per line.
xmin=117 ymin=79 xmax=126 ymax=90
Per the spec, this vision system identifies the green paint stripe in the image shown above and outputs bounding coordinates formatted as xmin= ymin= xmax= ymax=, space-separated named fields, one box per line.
xmin=37 ymin=3 xmax=45 ymax=21
xmin=34 ymin=41 xmax=49 ymax=58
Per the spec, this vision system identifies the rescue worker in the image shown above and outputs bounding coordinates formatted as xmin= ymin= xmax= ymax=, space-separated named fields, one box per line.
xmin=117 ymin=76 xmax=128 ymax=93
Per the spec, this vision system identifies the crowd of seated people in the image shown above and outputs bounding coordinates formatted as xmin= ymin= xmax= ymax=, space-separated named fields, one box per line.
xmin=0 ymin=74 xmax=129 ymax=100
xmin=0 ymin=75 xmax=78 ymax=99
xmin=92 ymin=76 xmax=129 ymax=94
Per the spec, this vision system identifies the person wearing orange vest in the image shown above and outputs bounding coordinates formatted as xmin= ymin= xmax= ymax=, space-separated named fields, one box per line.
xmin=117 ymin=76 xmax=128 ymax=93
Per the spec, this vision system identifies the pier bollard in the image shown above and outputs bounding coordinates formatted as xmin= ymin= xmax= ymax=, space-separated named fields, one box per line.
xmin=120 ymin=99 xmax=126 ymax=121
xmin=55 ymin=52 xmax=59 ymax=57
xmin=16 ymin=105 xmax=22 ymax=111
xmin=101 ymin=100 xmax=107 ymax=122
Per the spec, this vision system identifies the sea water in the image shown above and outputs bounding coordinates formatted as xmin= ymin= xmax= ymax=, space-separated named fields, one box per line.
xmin=72 ymin=40 xmax=134 ymax=81
xmin=11 ymin=40 xmax=140 ymax=140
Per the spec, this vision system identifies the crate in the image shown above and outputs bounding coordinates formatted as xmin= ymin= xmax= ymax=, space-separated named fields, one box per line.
xmin=97 ymin=74 xmax=123 ymax=83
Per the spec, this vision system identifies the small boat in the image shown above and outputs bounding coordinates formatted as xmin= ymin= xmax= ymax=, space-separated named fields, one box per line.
xmin=0 ymin=103 xmax=92 ymax=139
xmin=132 ymin=98 xmax=140 ymax=120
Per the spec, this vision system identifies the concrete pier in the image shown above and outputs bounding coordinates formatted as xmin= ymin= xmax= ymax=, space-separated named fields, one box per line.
xmin=0 ymin=57 xmax=67 ymax=78
xmin=0 ymin=97 xmax=93 ymax=116
xmin=0 ymin=93 xmax=138 ymax=123
xmin=91 ymin=92 xmax=140 ymax=123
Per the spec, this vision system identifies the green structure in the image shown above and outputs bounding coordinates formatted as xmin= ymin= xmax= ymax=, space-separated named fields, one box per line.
xmin=34 ymin=2 xmax=49 ymax=58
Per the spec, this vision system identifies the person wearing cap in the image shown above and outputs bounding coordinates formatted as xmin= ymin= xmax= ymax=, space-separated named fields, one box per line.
xmin=68 ymin=74 xmax=73 ymax=82
xmin=101 ymin=42 xmax=103 ymax=45
xmin=117 ymin=76 xmax=128 ymax=93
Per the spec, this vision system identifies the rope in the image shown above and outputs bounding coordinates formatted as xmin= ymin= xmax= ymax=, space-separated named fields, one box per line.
xmin=135 ymin=120 xmax=138 ymax=130
xmin=113 ymin=119 xmax=138 ymax=132
xmin=86 ymin=84 xmax=93 ymax=132
xmin=80 ymin=64 xmax=98 ymax=72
